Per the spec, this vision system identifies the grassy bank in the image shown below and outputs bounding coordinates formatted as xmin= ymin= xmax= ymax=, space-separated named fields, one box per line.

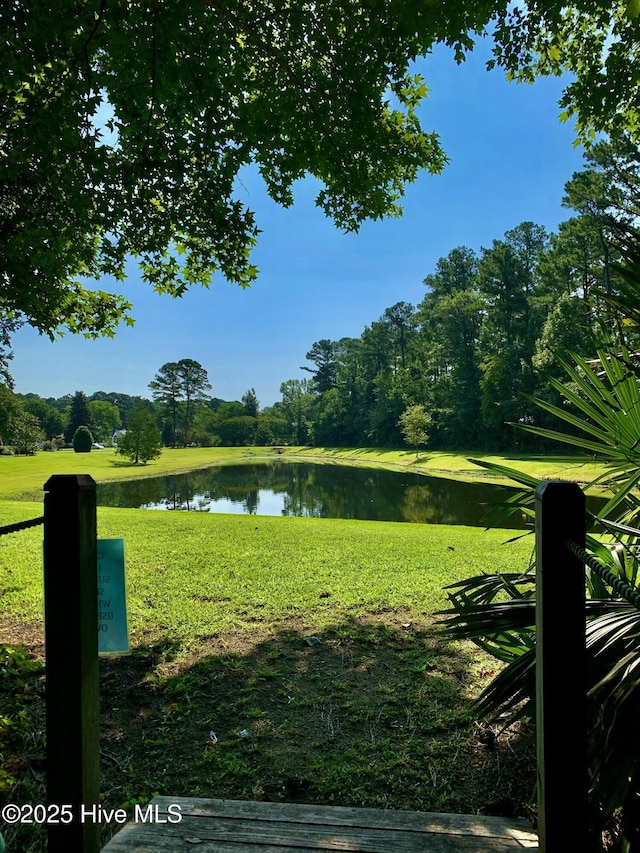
xmin=0 ymin=444 xmax=608 ymax=501
xmin=0 ymin=503 xmax=536 ymax=850
xmin=0 ymin=446 xmax=260 ymax=501
xmin=0 ymin=501 xmax=533 ymax=636
xmin=286 ymin=446 xmax=607 ymax=488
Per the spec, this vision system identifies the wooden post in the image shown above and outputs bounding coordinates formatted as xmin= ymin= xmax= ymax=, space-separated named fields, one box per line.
xmin=43 ymin=475 xmax=100 ymax=853
xmin=535 ymin=480 xmax=589 ymax=851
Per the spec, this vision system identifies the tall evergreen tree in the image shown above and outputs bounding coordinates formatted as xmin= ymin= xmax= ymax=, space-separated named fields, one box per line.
xmin=64 ymin=391 xmax=95 ymax=443
xmin=537 ymin=217 xmax=605 ymax=301
xmin=426 ymin=289 xmax=484 ymax=447
xmin=149 ymin=359 xmax=211 ymax=446
xmin=417 ymin=246 xmax=482 ymax=446
xmin=241 ymin=388 xmax=260 ymax=418
xmin=279 ymin=379 xmax=314 ymax=445
xmin=178 ymin=359 xmax=212 ymax=444
xmin=382 ymin=302 xmax=416 ymax=371
xmin=301 ymin=340 xmax=339 ymax=394
xmin=422 ymin=246 xmax=478 ymax=300
xmin=477 ymin=227 xmax=547 ymax=447
xmin=149 ymin=362 xmax=183 ymax=447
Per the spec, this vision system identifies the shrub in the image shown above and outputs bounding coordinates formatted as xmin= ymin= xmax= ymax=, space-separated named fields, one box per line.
xmin=72 ymin=425 xmax=93 ymax=453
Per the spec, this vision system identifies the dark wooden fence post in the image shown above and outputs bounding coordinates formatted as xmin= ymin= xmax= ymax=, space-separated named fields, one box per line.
xmin=535 ymin=480 xmax=589 ymax=852
xmin=44 ymin=475 xmax=100 ymax=853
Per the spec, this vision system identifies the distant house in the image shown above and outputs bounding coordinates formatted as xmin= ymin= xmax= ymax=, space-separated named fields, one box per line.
xmin=111 ymin=429 xmax=126 ymax=447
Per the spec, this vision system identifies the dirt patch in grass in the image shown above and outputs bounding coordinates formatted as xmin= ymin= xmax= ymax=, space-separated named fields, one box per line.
xmin=0 ymin=611 xmax=536 ymax=852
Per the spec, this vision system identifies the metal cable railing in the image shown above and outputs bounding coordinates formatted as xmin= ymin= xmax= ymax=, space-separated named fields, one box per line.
xmin=564 ymin=536 xmax=640 ymax=610
xmin=0 ymin=516 xmax=44 ymax=537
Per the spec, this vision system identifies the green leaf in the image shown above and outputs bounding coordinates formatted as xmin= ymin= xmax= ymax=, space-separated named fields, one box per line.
xmin=626 ymin=0 xmax=640 ymax=19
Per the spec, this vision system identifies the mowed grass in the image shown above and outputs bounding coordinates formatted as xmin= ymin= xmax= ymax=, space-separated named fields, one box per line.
xmin=0 ymin=500 xmax=533 ymax=642
xmin=0 ymin=446 xmax=263 ymax=500
xmin=286 ymin=446 xmax=607 ymax=488
xmin=0 ymin=486 xmax=539 ymax=848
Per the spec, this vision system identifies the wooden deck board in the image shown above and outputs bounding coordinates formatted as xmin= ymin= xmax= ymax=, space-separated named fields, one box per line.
xmin=102 ymin=797 xmax=538 ymax=852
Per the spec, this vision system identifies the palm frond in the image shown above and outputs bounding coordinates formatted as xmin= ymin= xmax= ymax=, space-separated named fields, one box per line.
xmin=442 ymin=241 xmax=640 ymax=843
xmin=473 ymin=649 xmax=536 ymax=723
xmin=467 ymin=458 xmax=537 ymax=529
xmin=585 ymin=608 xmax=640 ymax=813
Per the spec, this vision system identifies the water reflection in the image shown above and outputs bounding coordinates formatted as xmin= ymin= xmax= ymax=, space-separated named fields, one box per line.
xmin=97 ymin=461 xmax=540 ymax=527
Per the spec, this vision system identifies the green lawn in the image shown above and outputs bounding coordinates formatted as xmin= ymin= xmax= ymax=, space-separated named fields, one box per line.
xmin=0 ymin=500 xmax=533 ymax=640
xmin=288 ymin=445 xmax=607 ymax=488
xmin=0 ymin=464 xmax=539 ymax=849
xmin=0 ymin=446 xmax=263 ymax=500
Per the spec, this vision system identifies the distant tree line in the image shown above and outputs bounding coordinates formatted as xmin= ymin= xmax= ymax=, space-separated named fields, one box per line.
xmin=0 ymin=361 xmax=291 ymax=453
xmin=0 ymin=136 xmax=638 ymax=455
xmin=276 ymin=136 xmax=640 ymax=452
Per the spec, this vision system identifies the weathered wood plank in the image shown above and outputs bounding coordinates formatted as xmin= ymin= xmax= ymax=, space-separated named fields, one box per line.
xmin=102 ymin=816 xmax=527 ymax=851
xmin=103 ymin=824 xmax=532 ymax=852
xmin=150 ymin=797 xmax=535 ymax=840
xmin=101 ymin=797 xmax=538 ymax=852
xmin=149 ymin=796 xmax=536 ymax=843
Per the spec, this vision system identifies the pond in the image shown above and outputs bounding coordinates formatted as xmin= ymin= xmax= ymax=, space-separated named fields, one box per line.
xmin=96 ymin=460 xmax=587 ymax=528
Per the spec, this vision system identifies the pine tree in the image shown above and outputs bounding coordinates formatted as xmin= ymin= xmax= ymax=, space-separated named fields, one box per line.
xmin=242 ymin=388 xmax=260 ymax=418
xmin=64 ymin=391 xmax=95 ymax=443
xmin=149 ymin=362 xmax=182 ymax=447
xmin=149 ymin=359 xmax=211 ymax=446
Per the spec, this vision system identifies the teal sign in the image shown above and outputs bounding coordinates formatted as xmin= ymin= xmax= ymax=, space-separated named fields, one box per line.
xmin=97 ymin=539 xmax=129 ymax=654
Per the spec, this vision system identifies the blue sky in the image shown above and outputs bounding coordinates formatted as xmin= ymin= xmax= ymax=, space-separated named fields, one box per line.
xmin=11 ymin=40 xmax=587 ymax=408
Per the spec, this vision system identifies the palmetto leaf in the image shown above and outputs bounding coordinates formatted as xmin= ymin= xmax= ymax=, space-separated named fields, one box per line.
xmin=440 ymin=599 xmax=535 ymax=661
xmin=444 ymin=569 xmax=536 ymax=605
xmin=440 ymin=571 xmax=536 ymax=663
xmin=467 ymin=458 xmax=537 ymax=529
xmin=517 ymin=344 xmax=640 ymax=522
xmin=474 ymin=648 xmax=536 ymax=724
xmin=466 ymin=459 xmax=541 ymax=489
xmin=441 ymin=243 xmax=640 ymax=841
xmin=585 ymin=608 xmax=640 ymax=813
xmin=531 ymin=347 xmax=640 ymax=441
xmin=597 ymin=239 xmax=640 ymax=330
